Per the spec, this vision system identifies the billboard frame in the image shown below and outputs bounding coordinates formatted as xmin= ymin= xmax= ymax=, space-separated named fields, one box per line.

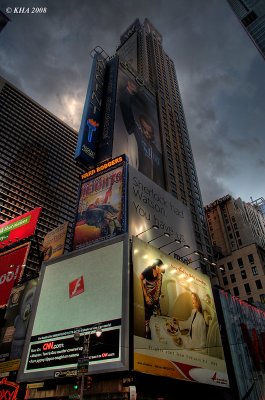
xmin=17 ymin=234 xmax=130 ymax=382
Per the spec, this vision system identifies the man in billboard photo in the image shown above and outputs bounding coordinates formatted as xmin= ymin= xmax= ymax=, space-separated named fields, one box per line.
xmin=139 ymin=259 xmax=165 ymax=339
xmin=119 ymin=77 xmax=164 ymax=187
xmin=176 ymin=292 xmax=207 ymax=350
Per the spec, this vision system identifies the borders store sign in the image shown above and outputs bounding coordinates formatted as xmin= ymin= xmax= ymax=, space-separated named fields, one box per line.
xmin=0 ymin=207 xmax=41 ymax=248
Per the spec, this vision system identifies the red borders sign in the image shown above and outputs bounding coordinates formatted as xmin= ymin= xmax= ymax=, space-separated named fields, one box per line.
xmin=0 ymin=208 xmax=42 ymax=249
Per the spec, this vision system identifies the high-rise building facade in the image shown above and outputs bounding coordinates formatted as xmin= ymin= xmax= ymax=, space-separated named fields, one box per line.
xmin=205 ymin=194 xmax=265 ymax=305
xmin=0 ymin=77 xmax=82 ymax=272
xmin=115 ymin=19 xmax=212 ymax=267
xmin=0 ymin=10 xmax=9 ymax=33
xmin=227 ymin=0 xmax=265 ymax=59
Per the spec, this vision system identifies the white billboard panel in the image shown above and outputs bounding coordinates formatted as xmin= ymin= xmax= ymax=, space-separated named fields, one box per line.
xmin=18 ymin=237 xmax=129 ymax=381
xmin=129 ymin=166 xmax=197 ymax=261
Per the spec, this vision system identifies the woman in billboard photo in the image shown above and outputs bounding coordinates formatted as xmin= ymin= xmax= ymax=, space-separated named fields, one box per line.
xmin=139 ymin=259 xmax=165 ymax=339
xmin=177 ymin=292 xmax=207 ymax=350
xmin=119 ymin=75 xmax=164 ymax=187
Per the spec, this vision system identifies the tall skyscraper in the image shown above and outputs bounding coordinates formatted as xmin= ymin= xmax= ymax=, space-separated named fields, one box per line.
xmin=0 ymin=10 xmax=10 ymax=33
xmin=117 ymin=19 xmax=212 ymax=262
xmin=0 ymin=77 xmax=82 ymax=272
xmin=227 ymin=0 xmax=265 ymax=59
xmin=205 ymin=194 xmax=265 ymax=305
xmin=76 ymin=19 xmax=212 ymax=271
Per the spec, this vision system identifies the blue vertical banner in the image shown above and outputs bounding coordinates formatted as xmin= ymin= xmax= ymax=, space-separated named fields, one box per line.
xmin=75 ymin=51 xmax=108 ymax=168
xmin=97 ymin=55 xmax=119 ymax=163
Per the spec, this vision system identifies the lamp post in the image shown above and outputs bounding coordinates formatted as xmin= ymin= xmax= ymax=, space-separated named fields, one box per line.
xmin=74 ymin=328 xmax=102 ymax=400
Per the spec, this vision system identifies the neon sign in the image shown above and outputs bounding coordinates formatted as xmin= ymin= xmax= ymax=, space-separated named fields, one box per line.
xmin=0 ymin=378 xmax=19 ymax=400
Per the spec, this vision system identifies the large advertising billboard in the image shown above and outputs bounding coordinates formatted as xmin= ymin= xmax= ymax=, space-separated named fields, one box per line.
xmin=75 ymin=51 xmax=108 ymax=168
xmin=0 ymin=244 xmax=30 ymax=308
xmin=133 ymin=237 xmax=229 ymax=387
xmin=0 ymin=279 xmax=38 ymax=373
xmin=17 ymin=237 xmax=129 ymax=381
xmin=112 ymin=62 xmax=165 ymax=188
xmin=128 ymin=166 xmax=197 ymax=261
xmin=41 ymin=222 xmax=68 ymax=261
xmin=0 ymin=207 xmax=41 ymax=248
xmin=73 ymin=156 xmax=127 ymax=250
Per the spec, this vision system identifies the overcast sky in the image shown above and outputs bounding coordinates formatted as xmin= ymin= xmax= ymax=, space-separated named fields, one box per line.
xmin=0 ymin=0 xmax=264 ymax=206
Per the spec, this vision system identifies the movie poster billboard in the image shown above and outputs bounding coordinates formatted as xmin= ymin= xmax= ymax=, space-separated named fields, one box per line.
xmin=0 ymin=244 xmax=30 ymax=308
xmin=112 ymin=62 xmax=165 ymax=188
xmin=0 ymin=207 xmax=41 ymax=249
xmin=41 ymin=222 xmax=68 ymax=261
xmin=133 ymin=237 xmax=229 ymax=387
xmin=0 ymin=279 xmax=38 ymax=372
xmin=73 ymin=157 xmax=127 ymax=250
xmin=18 ymin=238 xmax=129 ymax=382
xmin=75 ymin=51 xmax=108 ymax=168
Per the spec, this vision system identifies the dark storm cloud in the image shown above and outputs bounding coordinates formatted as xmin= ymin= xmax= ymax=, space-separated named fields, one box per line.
xmin=0 ymin=0 xmax=264 ymax=205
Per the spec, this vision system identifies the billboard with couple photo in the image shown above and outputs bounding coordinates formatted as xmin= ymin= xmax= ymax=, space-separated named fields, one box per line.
xmin=133 ymin=236 xmax=229 ymax=388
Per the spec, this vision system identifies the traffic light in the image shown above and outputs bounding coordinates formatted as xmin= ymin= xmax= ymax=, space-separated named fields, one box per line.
xmin=73 ymin=376 xmax=80 ymax=391
xmin=86 ymin=375 xmax=93 ymax=390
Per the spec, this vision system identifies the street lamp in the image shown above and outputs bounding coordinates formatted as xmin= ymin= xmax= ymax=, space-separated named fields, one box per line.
xmin=74 ymin=328 xmax=102 ymax=400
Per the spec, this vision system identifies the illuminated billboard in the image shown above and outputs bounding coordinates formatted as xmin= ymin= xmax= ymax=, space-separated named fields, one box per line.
xmin=0 ymin=279 xmax=38 ymax=372
xmin=128 ymin=165 xmax=197 ymax=259
xmin=133 ymin=237 xmax=229 ymax=387
xmin=75 ymin=51 xmax=108 ymax=168
xmin=73 ymin=156 xmax=127 ymax=250
xmin=18 ymin=237 xmax=129 ymax=381
xmin=41 ymin=222 xmax=68 ymax=261
xmin=0 ymin=244 xmax=30 ymax=308
xmin=0 ymin=207 xmax=41 ymax=248
xmin=112 ymin=62 xmax=165 ymax=188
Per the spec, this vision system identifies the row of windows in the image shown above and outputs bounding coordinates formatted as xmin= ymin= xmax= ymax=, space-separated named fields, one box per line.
xmin=222 ymin=267 xmax=261 ymax=286
xmin=219 ymin=253 xmax=257 ymax=272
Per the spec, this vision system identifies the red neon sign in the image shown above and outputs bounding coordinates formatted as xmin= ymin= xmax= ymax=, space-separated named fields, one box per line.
xmin=0 ymin=378 xmax=19 ymax=400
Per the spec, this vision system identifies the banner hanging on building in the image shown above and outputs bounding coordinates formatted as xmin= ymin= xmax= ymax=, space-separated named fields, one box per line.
xmin=112 ymin=61 xmax=165 ymax=188
xmin=75 ymin=51 xmax=108 ymax=168
xmin=133 ymin=237 xmax=229 ymax=388
xmin=73 ymin=156 xmax=127 ymax=250
xmin=41 ymin=222 xmax=68 ymax=261
xmin=0 ymin=244 xmax=30 ymax=308
xmin=0 ymin=207 xmax=42 ymax=249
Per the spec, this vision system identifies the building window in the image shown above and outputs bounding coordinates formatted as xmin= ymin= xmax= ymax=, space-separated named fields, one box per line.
xmin=248 ymin=297 xmax=254 ymax=303
xmin=260 ymin=294 xmax=265 ymax=304
xmin=237 ymin=258 xmax=244 ymax=268
xmin=251 ymin=266 xmax=258 ymax=276
xmin=241 ymin=270 xmax=247 ymax=279
xmin=255 ymin=280 xmax=263 ymax=290
xmin=230 ymin=274 xmax=236 ymax=283
xmin=233 ymin=287 xmax=239 ymax=296
xmin=223 ymin=277 xmax=228 ymax=286
xmin=227 ymin=261 xmax=233 ymax=270
xmin=248 ymin=254 xmax=254 ymax=264
xmin=244 ymin=283 xmax=251 ymax=295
